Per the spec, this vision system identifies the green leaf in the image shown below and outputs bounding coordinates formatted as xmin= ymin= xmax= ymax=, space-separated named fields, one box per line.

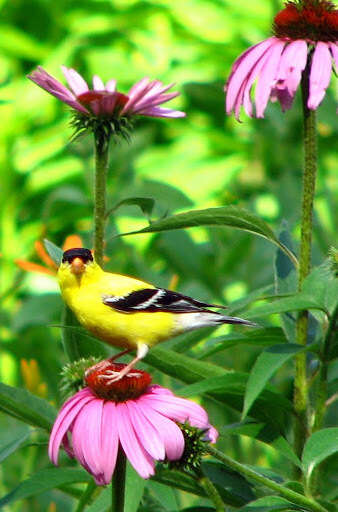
xmin=198 ymin=327 xmax=287 ymax=359
xmin=221 ymin=422 xmax=301 ymax=468
xmin=152 ymin=467 xmax=205 ymax=497
xmin=202 ymin=461 xmax=255 ymax=506
xmin=180 ymin=508 xmax=215 ymax=512
xmin=245 ymin=295 xmax=326 ymax=319
xmin=302 ymin=428 xmax=338 ymax=480
xmin=125 ymin=463 xmax=146 ymax=512
xmin=119 ymin=206 xmax=298 ymax=266
xmin=86 ymin=487 xmax=110 ymax=512
xmin=107 ymin=197 xmax=155 ymax=219
xmin=274 ymin=222 xmax=298 ymax=342
xmin=0 ymin=468 xmax=91 ymax=507
xmin=0 ymin=382 xmax=56 ymax=430
xmin=43 ymin=238 xmax=63 ymax=266
xmin=0 ymin=426 xmax=31 ymax=463
xmin=242 ymin=344 xmax=306 ymax=419
xmin=145 ymin=347 xmax=293 ymax=431
xmin=237 ymin=496 xmax=300 ymax=511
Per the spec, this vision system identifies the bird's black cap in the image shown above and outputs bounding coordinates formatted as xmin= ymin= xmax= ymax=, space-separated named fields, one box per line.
xmin=62 ymin=248 xmax=93 ymax=264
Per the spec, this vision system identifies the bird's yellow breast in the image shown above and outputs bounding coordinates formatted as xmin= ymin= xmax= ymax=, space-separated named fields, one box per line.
xmin=58 ymin=264 xmax=177 ymax=350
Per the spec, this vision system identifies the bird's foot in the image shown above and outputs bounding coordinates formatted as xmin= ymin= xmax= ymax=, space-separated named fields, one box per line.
xmin=97 ymin=368 xmax=143 ymax=384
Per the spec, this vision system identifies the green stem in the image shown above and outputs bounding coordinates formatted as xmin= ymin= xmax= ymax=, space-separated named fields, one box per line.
xmin=94 ymin=133 xmax=109 ymax=267
xmin=206 ymin=445 xmax=328 ymax=512
xmin=199 ymin=475 xmax=225 ymax=512
xmin=294 ymin=63 xmax=317 ymax=461
xmin=111 ymin=448 xmax=126 ymax=512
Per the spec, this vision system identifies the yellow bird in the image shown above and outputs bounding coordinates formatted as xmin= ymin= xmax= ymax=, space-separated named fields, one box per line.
xmin=58 ymin=248 xmax=254 ymax=381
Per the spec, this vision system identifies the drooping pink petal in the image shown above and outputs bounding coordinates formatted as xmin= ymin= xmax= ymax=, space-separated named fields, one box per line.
xmin=116 ymin=403 xmax=155 ymax=478
xmin=329 ymin=43 xmax=338 ymax=70
xmin=226 ymin=38 xmax=277 ymax=115
xmin=255 ymin=39 xmax=285 ymax=117
xmin=27 ymin=67 xmax=89 ymax=114
xmin=71 ymin=399 xmax=104 ymax=482
xmin=308 ymin=42 xmax=333 ymax=110
xmin=61 ymin=66 xmax=89 ymax=96
xmin=100 ymin=402 xmax=119 ymax=485
xmin=140 ymin=394 xmax=210 ymax=429
xmin=126 ymin=400 xmax=165 ymax=460
xmin=139 ymin=403 xmax=185 ymax=460
xmin=148 ymin=385 xmax=174 ymax=396
xmin=274 ymin=40 xmax=308 ymax=96
xmin=93 ymin=75 xmax=105 ymax=91
xmin=48 ymin=389 xmax=94 ymax=464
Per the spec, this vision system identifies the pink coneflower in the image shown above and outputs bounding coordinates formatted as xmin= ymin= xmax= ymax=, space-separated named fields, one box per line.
xmin=49 ymin=360 xmax=218 ymax=485
xmin=225 ymin=0 xmax=338 ymax=119
xmin=28 ymin=66 xmax=185 ymax=119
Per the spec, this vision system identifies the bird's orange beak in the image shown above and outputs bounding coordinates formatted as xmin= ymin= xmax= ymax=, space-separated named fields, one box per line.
xmin=70 ymin=257 xmax=85 ymax=275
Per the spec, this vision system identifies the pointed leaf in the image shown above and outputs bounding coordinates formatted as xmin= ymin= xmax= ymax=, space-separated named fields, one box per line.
xmin=119 ymin=206 xmax=298 ymax=266
xmin=202 ymin=461 xmax=255 ymax=506
xmin=86 ymin=487 xmax=110 ymax=512
xmin=245 ymin=295 xmax=326 ymax=319
xmin=0 ymin=382 xmax=56 ymax=430
xmin=145 ymin=347 xmax=293 ymax=430
xmin=0 ymin=426 xmax=31 ymax=463
xmin=107 ymin=197 xmax=155 ymax=219
xmin=302 ymin=428 xmax=338 ymax=480
xmin=221 ymin=422 xmax=301 ymax=467
xmin=237 ymin=496 xmax=300 ymax=511
xmin=198 ymin=327 xmax=287 ymax=359
xmin=242 ymin=344 xmax=306 ymax=419
xmin=0 ymin=468 xmax=91 ymax=507
xmin=43 ymin=238 xmax=63 ymax=266
xmin=152 ymin=467 xmax=205 ymax=497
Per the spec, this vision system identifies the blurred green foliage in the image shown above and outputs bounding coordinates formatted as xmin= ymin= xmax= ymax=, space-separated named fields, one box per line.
xmin=0 ymin=0 xmax=337 ymax=510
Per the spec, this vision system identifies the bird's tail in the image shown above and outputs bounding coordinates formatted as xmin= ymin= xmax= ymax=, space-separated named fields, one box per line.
xmin=215 ymin=314 xmax=256 ymax=327
xmin=178 ymin=311 xmax=256 ymax=331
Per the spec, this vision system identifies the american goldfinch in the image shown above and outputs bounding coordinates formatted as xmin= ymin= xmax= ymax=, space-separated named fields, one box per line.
xmin=58 ymin=247 xmax=254 ymax=381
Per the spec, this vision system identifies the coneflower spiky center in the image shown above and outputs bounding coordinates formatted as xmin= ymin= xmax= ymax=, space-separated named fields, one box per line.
xmin=273 ymin=0 xmax=338 ymax=41
xmin=85 ymin=360 xmax=152 ymax=401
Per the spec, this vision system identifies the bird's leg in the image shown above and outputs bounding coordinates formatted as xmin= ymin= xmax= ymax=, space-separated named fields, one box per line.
xmin=97 ymin=344 xmax=149 ymax=384
xmin=109 ymin=348 xmax=132 ymax=362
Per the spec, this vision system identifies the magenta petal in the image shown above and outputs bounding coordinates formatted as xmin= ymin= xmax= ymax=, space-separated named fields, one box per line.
xmin=106 ymin=79 xmax=117 ymax=92
xmin=71 ymin=399 xmax=104 ymax=481
xmin=100 ymin=402 xmax=119 ymax=484
xmin=126 ymin=401 xmax=165 ymax=460
xmin=329 ymin=43 xmax=338 ymax=70
xmin=117 ymin=403 xmax=155 ymax=478
xmin=138 ymin=106 xmax=186 ymax=118
xmin=308 ymin=42 xmax=333 ymax=110
xmin=132 ymin=91 xmax=179 ymax=113
xmin=140 ymin=404 xmax=185 ymax=460
xmin=255 ymin=40 xmax=285 ymax=117
xmin=27 ymin=67 xmax=89 ymax=114
xmin=61 ymin=66 xmax=89 ymax=96
xmin=275 ymin=40 xmax=307 ymax=95
xmin=93 ymin=75 xmax=105 ymax=91
xmin=226 ymin=38 xmax=277 ymax=115
xmin=48 ymin=389 xmax=94 ymax=464
xmin=140 ymin=394 xmax=209 ymax=428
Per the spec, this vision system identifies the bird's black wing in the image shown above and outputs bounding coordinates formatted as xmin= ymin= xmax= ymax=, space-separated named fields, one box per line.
xmin=102 ymin=288 xmax=227 ymax=313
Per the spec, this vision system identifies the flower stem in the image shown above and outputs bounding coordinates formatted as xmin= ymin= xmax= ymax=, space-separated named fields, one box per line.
xmin=93 ymin=132 xmax=109 ymax=267
xmin=111 ymin=447 xmax=126 ymax=512
xmin=294 ymin=63 xmax=317 ymax=461
xmin=198 ymin=474 xmax=225 ymax=512
xmin=206 ymin=445 xmax=328 ymax=512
